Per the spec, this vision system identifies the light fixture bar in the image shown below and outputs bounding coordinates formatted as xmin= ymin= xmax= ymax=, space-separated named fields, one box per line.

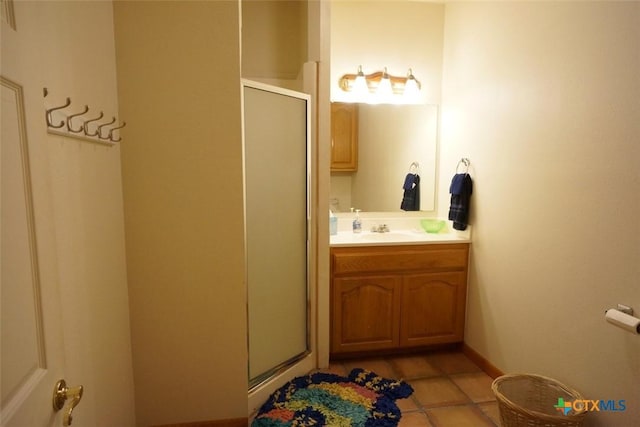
xmin=339 ymin=66 xmax=421 ymax=95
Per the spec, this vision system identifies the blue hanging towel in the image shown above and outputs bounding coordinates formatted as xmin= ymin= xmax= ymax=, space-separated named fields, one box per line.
xmin=448 ymin=173 xmax=473 ymax=230
xmin=401 ymin=173 xmax=420 ymax=211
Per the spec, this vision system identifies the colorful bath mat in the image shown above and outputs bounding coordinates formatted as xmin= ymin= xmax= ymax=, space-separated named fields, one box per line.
xmin=251 ymin=368 xmax=413 ymax=427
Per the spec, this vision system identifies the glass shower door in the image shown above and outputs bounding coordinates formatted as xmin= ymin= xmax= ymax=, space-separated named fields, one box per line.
xmin=243 ymin=81 xmax=310 ymax=388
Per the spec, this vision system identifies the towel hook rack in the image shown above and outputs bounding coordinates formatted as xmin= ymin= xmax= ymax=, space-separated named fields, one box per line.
xmin=43 ymin=88 xmax=125 ymax=145
xmin=456 ymin=158 xmax=470 ymax=174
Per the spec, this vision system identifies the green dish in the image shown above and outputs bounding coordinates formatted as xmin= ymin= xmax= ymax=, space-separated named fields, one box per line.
xmin=420 ymin=219 xmax=446 ymax=234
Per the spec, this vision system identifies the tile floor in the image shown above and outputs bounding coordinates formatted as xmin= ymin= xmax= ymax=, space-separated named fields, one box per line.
xmin=322 ymin=351 xmax=501 ymax=426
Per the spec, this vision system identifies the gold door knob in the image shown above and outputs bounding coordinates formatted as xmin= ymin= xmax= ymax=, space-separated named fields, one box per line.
xmin=53 ymin=379 xmax=84 ymax=426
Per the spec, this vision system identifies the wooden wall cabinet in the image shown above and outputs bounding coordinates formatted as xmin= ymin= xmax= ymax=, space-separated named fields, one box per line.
xmin=330 ymin=244 xmax=469 ymax=355
xmin=330 ymin=102 xmax=358 ymax=172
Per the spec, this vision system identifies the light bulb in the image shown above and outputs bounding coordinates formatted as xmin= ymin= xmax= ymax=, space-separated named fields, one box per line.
xmin=403 ymin=69 xmax=421 ymax=103
xmin=352 ymin=65 xmax=369 ymax=102
xmin=377 ymin=68 xmax=393 ymax=103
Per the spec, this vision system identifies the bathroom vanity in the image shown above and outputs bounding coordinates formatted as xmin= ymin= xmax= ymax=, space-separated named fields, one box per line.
xmin=330 ymin=231 xmax=470 ymax=356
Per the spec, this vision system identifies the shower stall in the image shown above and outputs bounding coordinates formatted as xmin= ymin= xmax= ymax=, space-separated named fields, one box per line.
xmin=242 ymin=80 xmax=313 ymax=402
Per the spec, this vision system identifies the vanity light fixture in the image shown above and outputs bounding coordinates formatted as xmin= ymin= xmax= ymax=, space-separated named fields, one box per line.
xmin=352 ymin=66 xmax=369 ymax=99
xmin=339 ymin=65 xmax=422 ymax=102
xmin=377 ymin=68 xmax=394 ymax=102
xmin=403 ymin=69 xmax=421 ymax=102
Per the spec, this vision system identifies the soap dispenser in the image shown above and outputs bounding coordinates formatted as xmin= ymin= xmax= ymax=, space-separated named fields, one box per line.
xmin=329 ymin=210 xmax=338 ymax=235
xmin=352 ymin=208 xmax=362 ymax=233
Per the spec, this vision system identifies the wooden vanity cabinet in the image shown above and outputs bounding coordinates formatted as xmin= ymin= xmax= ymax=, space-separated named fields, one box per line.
xmin=332 ymin=275 xmax=401 ymax=352
xmin=330 ymin=102 xmax=358 ymax=172
xmin=330 ymin=244 xmax=469 ymax=355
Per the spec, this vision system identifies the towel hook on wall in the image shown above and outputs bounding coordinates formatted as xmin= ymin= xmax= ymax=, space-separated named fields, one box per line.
xmin=456 ymin=158 xmax=470 ymax=174
xmin=108 ymin=122 xmax=127 ymax=143
xmin=409 ymin=161 xmax=420 ymax=174
xmin=97 ymin=117 xmax=117 ymax=140
xmin=83 ymin=111 xmax=105 ymax=137
xmin=43 ymin=88 xmax=125 ymax=145
xmin=45 ymin=97 xmax=71 ymax=129
xmin=66 ymin=105 xmax=89 ymax=133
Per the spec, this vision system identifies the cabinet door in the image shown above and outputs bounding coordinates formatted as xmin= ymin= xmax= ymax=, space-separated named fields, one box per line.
xmin=400 ymin=272 xmax=467 ymax=347
xmin=330 ymin=102 xmax=358 ymax=171
xmin=331 ymin=275 xmax=401 ymax=354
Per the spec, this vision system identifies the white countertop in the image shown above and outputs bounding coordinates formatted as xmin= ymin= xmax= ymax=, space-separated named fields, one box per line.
xmin=330 ymin=228 xmax=471 ymax=247
xmin=328 ymin=215 xmax=471 ymax=247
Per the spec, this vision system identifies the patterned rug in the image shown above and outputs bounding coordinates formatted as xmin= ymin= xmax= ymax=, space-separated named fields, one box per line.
xmin=251 ymin=368 xmax=414 ymax=427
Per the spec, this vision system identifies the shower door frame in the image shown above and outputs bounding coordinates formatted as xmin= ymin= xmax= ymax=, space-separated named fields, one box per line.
xmin=242 ymin=79 xmax=315 ymax=409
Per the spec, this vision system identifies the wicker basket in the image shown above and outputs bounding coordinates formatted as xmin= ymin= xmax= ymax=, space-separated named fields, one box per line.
xmin=491 ymin=374 xmax=587 ymax=427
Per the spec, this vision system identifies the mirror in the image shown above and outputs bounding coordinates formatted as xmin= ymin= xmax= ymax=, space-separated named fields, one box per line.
xmin=329 ymin=103 xmax=438 ymax=213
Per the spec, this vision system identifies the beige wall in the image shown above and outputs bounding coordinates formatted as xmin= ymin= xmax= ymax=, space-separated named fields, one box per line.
xmin=242 ymin=0 xmax=308 ymax=82
xmin=330 ymin=1 xmax=444 ymax=104
xmin=113 ymin=1 xmax=247 ymax=425
xmin=439 ymin=2 xmax=640 ymax=425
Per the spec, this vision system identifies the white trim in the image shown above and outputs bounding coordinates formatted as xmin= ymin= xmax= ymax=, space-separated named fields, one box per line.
xmin=241 ymin=78 xmax=311 ymax=103
xmin=0 ymin=368 xmax=47 ymax=425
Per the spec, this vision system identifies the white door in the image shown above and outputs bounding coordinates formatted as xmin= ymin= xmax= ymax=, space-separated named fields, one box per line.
xmin=1 ymin=78 xmax=69 ymax=427
xmin=1 ymin=2 xmax=135 ymax=426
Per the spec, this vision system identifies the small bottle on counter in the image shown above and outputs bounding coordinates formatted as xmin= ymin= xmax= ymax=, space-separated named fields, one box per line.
xmin=352 ymin=208 xmax=362 ymax=233
xmin=329 ymin=210 xmax=338 ymax=235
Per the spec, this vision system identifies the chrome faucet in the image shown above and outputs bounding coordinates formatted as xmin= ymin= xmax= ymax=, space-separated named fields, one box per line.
xmin=371 ymin=224 xmax=390 ymax=233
